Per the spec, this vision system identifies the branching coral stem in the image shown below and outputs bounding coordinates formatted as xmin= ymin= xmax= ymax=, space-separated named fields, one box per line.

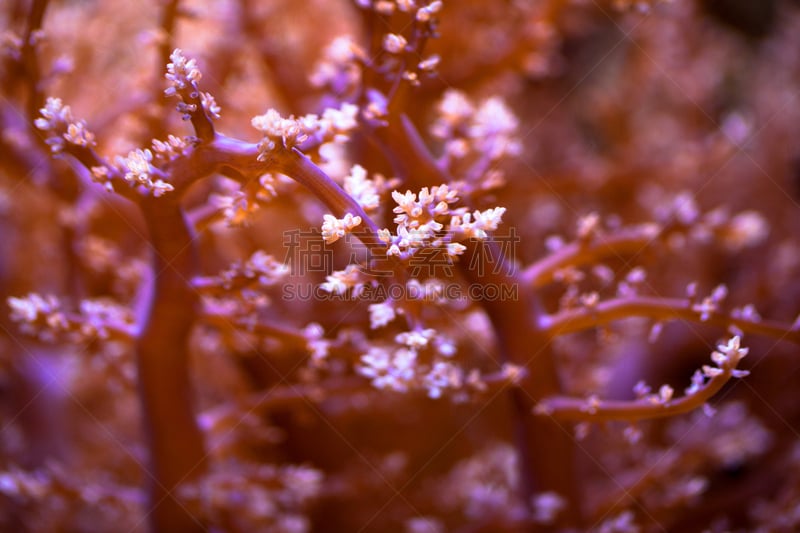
xmin=460 ymin=241 xmax=579 ymax=521
xmin=521 ymin=225 xmax=661 ymax=288
xmin=540 ymin=296 xmax=800 ymax=344
xmin=136 ymin=197 xmax=206 ymax=532
xmin=535 ymin=336 xmax=750 ymax=423
xmin=535 ymin=368 xmax=734 ymax=423
xmin=200 ymin=312 xmax=309 ymax=348
xmin=276 ymin=148 xmax=382 ymax=238
xmin=180 ymin=135 xmax=384 ymax=245
xmin=21 ymin=0 xmax=49 ymax=121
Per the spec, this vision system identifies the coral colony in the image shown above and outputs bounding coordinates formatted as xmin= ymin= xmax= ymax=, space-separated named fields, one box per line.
xmin=2 ymin=0 xmax=800 ymax=531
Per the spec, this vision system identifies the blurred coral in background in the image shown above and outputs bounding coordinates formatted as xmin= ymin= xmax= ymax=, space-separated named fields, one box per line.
xmin=1 ymin=0 xmax=800 ymax=531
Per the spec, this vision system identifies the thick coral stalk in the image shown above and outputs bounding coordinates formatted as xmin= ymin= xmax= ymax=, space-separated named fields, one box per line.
xmin=136 ymin=197 xmax=206 ymax=532
xmin=460 ymin=240 xmax=580 ymax=526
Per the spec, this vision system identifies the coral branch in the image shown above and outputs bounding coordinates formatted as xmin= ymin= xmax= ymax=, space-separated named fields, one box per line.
xmin=540 ymin=296 xmax=800 ymax=343
xmin=136 ymin=197 xmax=206 ymax=532
xmin=521 ymin=224 xmax=662 ymax=288
xmin=459 ymin=240 xmax=580 ymax=524
xmin=274 ymin=147 xmax=382 ymax=240
xmin=534 ymin=336 xmax=750 ymax=422
xmin=21 ymin=0 xmax=49 ymax=121
xmin=200 ymin=313 xmax=309 ymax=349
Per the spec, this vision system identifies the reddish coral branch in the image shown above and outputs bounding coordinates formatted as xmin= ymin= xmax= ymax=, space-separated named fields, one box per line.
xmin=534 ymin=336 xmax=750 ymax=422
xmin=200 ymin=312 xmax=309 ymax=349
xmin=136 ymin=198 xmax=206 ymax=532
xmin=174 ymin=134 xmax=384 ymax=244
xmin=536 ymin=372 xmax=727 ymax=423
xmin=459 ymin=241 xmax=580 ymax=525
xmin=20 ymin=0 xmax=49 ymax=121
xmin=276 ymin=148 xmax=382 ymax=238
xmin=155 ymin=1 xmax=181 ymax=85
xmin=540 ymin=296 xmax=800 ymax=344
xmin=521 ymin=224 xmax=662 ymax=288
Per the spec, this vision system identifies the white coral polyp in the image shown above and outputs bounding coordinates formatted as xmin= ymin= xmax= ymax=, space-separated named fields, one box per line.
xmin=165 ymin=48 xmax=202 ymax=96
xmin=321 ymin=213 xmax=362 ymax=244
xmin=344 ymin=165 xmax=380 ymax=211
xmin=252 ymin=109 xmax=312 ymax=155
xmin=358 ymin=347 xmax=418 ymax=392
xmin=450 ymin=207 xmax=507 ymax=240
xmin=117 ymin=149 xmax=174 ymax=197
xmin=252 ymin=103 xmax=358 ymax=160
xmin=368 ymin=301 xmax=397 ymax=329
xmin=35 ymin=97 xmax=96 ymax=154
xmin=320 ymin=265 xmax=363 ymax=295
